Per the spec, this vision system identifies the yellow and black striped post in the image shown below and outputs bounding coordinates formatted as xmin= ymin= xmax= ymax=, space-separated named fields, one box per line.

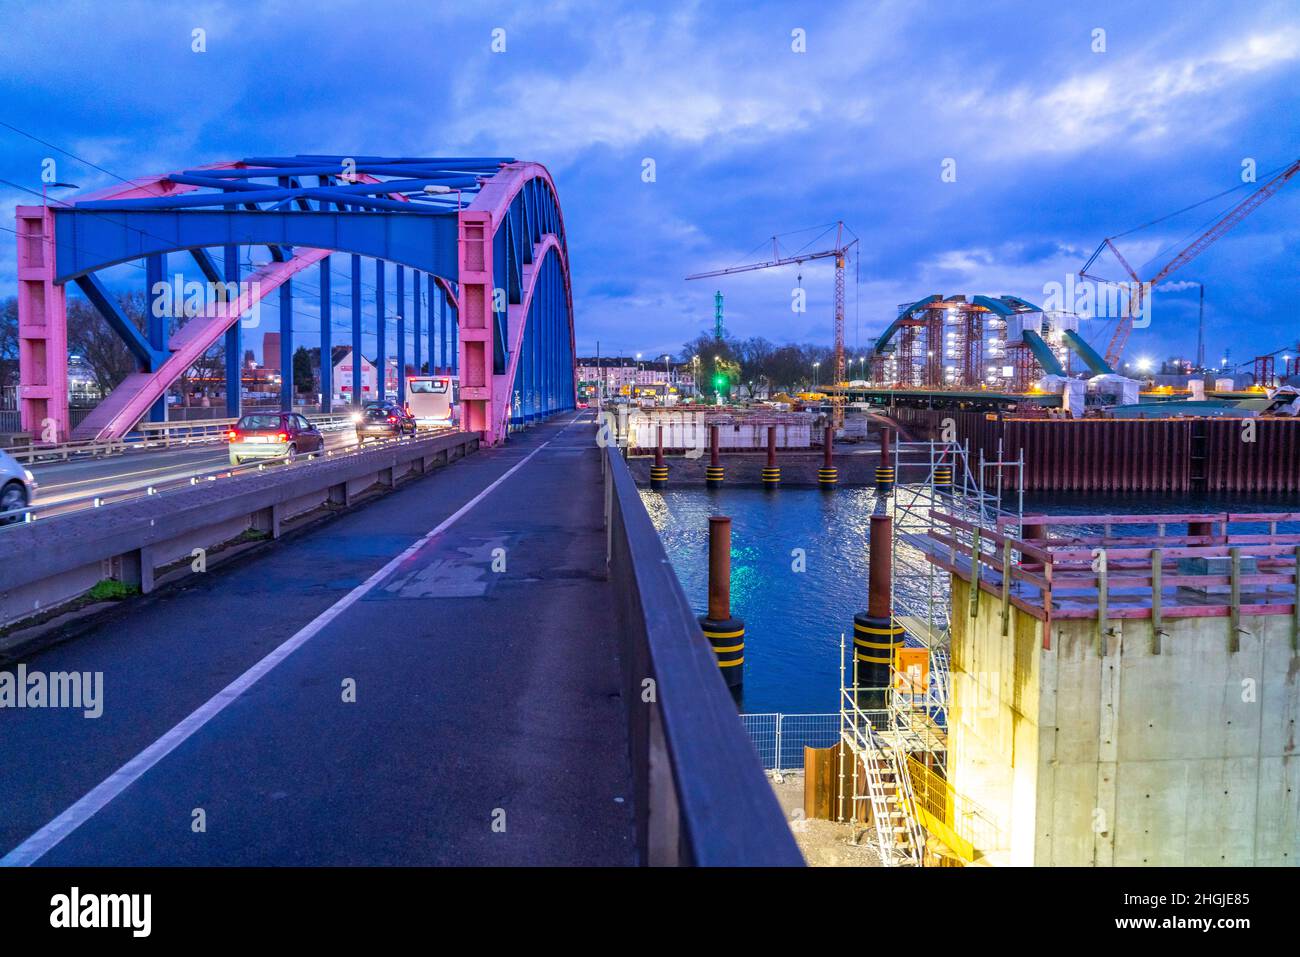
xmin=875 ymin=424 xmax=894 ymax=496
xmin=853 ymin=502 xmax=902 ymax=709
xmin=934 ymin=464 xmax=953 ymax=493
xmin=818 ymin=424 xmax=837 ymax=488
xmin=705 ymin=423 xmax=724 ymax=489
xmin=699 ymin=515 xmax=744 ymax=689
xmin=761 ymin=424 xmax=781 ymax=489
xmin=650 ymin=425 xmax=669 ymax=490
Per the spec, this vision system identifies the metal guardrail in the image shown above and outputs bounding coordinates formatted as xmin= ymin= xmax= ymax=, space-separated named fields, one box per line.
xmin=741 ymin=713 xmax=846 ymax=773
xmin=3 ymin=413 xmax=358 ymax=464
xmin=602 ymin=443 xmax=803 ymax=866
xmin=0 ymin=426 xmax=453 ymax=529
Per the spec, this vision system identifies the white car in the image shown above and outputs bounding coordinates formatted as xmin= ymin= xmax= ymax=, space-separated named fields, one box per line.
xmin=0 ymin=449 xmax=37 ymax=524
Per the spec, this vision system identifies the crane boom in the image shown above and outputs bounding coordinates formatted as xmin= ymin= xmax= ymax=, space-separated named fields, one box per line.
xmin=1082 ymin=157 xmax=1300 ymax=369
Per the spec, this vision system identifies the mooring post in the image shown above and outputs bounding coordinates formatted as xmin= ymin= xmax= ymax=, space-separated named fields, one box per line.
xmin=876 ymin=424 xmax=894 ymax=496
xmin=762 ymin=424 xmax=781 ymax=489
xmin=818 ymin=424 xmax=838 ymax=488
xmin=650 ymin=425 xmax=668 ymax=490
xmin=700 ymin=515 xmax=744 ymax=689
xmin=852 ymin=500 xmax=903 ymax=710
xmin=706 ymin=423 xmax=724 ymax=488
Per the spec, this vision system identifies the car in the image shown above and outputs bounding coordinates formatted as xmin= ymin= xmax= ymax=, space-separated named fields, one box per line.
xmin=227 ymin=412 xmax=325 ymax=466
xmin=0 ymin=448 xmax=37 ymax=524
xmin=353 ymin=402 xmax=417 ymax=442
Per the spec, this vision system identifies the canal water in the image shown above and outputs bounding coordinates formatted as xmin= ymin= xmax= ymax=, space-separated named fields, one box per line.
xmin=642 ymin=487 xmax=1300 ymax=715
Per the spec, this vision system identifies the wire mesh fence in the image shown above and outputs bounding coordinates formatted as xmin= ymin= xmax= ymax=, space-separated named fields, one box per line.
xmin=741 ymin=713 xmax=843 ymax=772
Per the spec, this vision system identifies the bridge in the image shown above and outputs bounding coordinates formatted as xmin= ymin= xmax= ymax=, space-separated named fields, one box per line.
xmin=1 ymin=157 xmax=800 ymax=866
xmin=15 ymin=155 xmax=575 ymax=445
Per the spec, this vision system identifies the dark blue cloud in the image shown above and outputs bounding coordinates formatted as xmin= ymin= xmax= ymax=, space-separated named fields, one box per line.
xmin=1 ymin=0 xmax=1297 ymax=371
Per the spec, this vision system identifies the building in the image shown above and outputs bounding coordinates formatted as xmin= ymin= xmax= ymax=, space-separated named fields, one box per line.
xmin=331 ymin=349 xmax=402 ymax=403
xmin=576 ymin=356 xmax=694 ymax=399
xmin=261 ymin=332 xmax=281 ymax=373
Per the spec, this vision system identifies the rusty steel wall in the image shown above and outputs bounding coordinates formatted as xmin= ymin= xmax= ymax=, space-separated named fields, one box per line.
xmin=881 ymin=407 xmax=1300 ymax=493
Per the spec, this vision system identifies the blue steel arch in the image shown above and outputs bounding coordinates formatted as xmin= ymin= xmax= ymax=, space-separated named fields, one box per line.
xmin=510 ymin=247 xmax=575 ymax=427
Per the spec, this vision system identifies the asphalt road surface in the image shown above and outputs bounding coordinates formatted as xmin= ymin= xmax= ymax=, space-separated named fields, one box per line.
xmin=0 ymin=413 xmax=636 ymax=865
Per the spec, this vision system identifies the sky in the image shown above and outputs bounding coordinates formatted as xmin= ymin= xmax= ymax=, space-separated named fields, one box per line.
xmin=1 ymin=0 xmax=1298 ymax=371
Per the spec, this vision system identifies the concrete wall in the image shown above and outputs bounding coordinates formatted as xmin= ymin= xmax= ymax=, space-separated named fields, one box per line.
xmin=948 ymin=576 xmax=1300 ymax=866
xmin=0 ymin=432 xmax=479 ymax=640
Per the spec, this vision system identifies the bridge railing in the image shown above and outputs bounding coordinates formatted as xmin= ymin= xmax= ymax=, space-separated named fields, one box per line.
xmin=4 ymin=412 xmax=359 ymax=464
xmin=602 ymin=444 xmax=803 ymax=866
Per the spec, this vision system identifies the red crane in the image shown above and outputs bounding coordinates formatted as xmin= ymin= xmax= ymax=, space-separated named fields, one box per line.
xmin=1081 ymin=157 xmax=1300 ymax=370
xmin=687 ymin=222 xmax=857 ymax=424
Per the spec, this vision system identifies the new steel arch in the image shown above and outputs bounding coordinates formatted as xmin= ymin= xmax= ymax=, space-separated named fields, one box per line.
xmin=14 ymin=155 xmax=575 ymax=444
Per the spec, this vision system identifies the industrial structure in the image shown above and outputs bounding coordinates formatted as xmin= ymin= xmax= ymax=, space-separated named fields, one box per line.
xmin=14 ymin=155 xmax=576 ymax=445
xmin=687 ymin=221 xmax=857 ymax=424
xmin=832 ymin=438 xmax=1300 ymax=866
xmin=868 ymin=293 xmax=1113 ymax=393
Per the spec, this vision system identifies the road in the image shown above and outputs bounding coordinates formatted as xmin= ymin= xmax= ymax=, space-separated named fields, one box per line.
xmin=0 ymin=413 xmax=636 ymax=866
xmin=22 ymin=425 xmax=449 ymax=515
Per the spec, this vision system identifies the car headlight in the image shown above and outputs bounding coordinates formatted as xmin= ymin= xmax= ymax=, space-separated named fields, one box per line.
xmin=351 ymin=412 xmax=363 ymax=423
xmin=23 ymin=469 xmax=37 ymax=488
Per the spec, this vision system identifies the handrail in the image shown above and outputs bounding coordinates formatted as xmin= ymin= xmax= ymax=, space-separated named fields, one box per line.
xmin=0 ymin=427 xmax=453 ymax=528
xmin=5 ymin=412 xmax=357 ymax=464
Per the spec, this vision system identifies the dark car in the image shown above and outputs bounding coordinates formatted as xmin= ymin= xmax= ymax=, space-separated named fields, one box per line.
xmin=228 ymin=411 xmax=325 ymax=466
xmin=353 ymin=402 xmax=417 ymax=442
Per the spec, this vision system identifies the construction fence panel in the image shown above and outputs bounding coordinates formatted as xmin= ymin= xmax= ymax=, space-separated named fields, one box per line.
xmin=741 ymin=713 xmax=843 ymax=773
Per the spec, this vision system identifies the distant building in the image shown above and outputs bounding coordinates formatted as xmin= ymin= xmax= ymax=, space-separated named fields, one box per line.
xmin=331 ymin=349 xmax=402 ymax=403
xmin=576 ymin=356 xmax=693 ymax=398
xmin=261 ymin=332 xmax=281 ymax=372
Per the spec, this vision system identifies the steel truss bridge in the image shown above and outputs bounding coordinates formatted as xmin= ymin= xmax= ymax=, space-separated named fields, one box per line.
xmin=14 ymin=155 xmax=576 ymax=445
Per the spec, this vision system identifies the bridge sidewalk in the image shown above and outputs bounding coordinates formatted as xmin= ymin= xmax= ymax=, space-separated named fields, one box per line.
xmin=1 ymin=413 xmax=637 ymax=865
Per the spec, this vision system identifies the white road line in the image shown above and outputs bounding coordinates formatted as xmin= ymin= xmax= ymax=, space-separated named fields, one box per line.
xmin=0 ymin=438 xmax=552 ymax=866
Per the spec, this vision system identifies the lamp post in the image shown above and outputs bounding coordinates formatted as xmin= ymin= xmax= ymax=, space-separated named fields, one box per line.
xmin=42 ymin=181 xmax=79 ymax=206
xmin=813 ymin=361 xmax=821 ymax=389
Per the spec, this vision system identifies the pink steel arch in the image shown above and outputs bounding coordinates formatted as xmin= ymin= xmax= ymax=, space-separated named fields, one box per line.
xmin=17 ymin=160 xmax=570 ymax=445
xmin=458 ymin=162 xmax=575 ymax=442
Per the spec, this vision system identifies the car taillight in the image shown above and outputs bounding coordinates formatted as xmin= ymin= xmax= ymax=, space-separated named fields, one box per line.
xmin=387 ymin=416 xmax=397 ymax=423
xmin=277 ymin=432 xmax=288 ymax=442
xmin=227 ymin=430 xmax=238 ymax=441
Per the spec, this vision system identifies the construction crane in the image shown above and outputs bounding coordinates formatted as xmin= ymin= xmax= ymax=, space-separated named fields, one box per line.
xmin=1081 ymin=156 xmax=1300 ymax=370
xmin=687 ymin=221 xmax=858 ymax=425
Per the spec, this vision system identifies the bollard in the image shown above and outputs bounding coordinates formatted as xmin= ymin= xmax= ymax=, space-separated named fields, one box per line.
xmin=933 ymin=461 xmax=953 ymax=493
xmin=875 ymin=425 xmax=894 ymax=496
xmin=705 ymin=424 xmax=725 ymax=488
xmin=761 ymin=424 xmax=781 ymax=489
xmin=699 ymin=515 xmax=744 ymax=689
xmin=650 ymin=425 xmax=669 ymax=490
xmin=817 ymin=425 xmax=838 ymax=488
xmin=852 ymin=500 xmax=904 ymax=710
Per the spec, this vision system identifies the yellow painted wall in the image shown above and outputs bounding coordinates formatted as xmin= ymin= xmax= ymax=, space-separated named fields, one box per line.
xmin=948 ymin=575 xmax=1300 ymax=865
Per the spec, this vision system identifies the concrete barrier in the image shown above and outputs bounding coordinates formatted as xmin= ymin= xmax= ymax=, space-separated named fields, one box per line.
xmin=0 ymin=430 xmax=480 ymax=634
xmin=603 ymin=444 xmax=803 ymax=866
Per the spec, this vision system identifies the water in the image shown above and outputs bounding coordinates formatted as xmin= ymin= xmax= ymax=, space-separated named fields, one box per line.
xmin=643 ymin=487 xmax=1300 ymax=715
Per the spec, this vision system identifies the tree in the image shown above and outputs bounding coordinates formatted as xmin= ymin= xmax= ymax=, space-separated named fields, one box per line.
xmin=0 ymin=297 xmax=18 ymax=392
xmin=293 ymin=345 xmax=316 ymax=396
xmin=66 ymin=296 xmax=137 ymax=398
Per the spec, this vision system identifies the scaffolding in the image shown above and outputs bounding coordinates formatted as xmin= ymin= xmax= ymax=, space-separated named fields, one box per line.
xmin=837 ymin=435 xmax=1023 ymax=864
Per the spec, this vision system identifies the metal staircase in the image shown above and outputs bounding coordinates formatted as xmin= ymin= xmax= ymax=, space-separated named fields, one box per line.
xmin=855 ymin=726 xmax=924 ymax=866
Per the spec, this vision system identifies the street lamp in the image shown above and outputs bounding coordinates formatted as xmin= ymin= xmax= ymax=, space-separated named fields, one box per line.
xmin=813 ymin=361 xmax=821 ymax=389
xmin=42 ymin=181 xmax=79 ymax=206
